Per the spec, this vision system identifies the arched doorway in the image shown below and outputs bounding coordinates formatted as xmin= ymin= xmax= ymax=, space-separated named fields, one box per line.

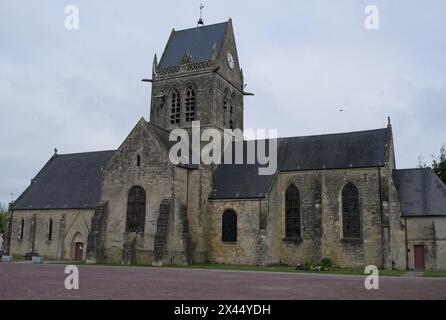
xmin=74 ymin=242 xmax=84 ymax=261
xmin=71 ymin=232 xmax=84 ymax=261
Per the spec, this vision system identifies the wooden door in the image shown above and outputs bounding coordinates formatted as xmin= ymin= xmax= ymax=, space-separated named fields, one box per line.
xmin=74 ymin=242 xmax=84 ymax=261
xmin=414 ymin=245 xmax=425 ymax=270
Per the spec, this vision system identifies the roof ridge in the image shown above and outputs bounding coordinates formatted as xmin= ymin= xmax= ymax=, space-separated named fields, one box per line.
xmin=239 ymin=127 xmax=388 ymax=143
xmin=57 ymin=150 xmax=116 ymax=157
xmin=394 ymin=167 xmax=431 ymax=172
xmin=174 ymin=21 xmax=228 ymax=33
xmin=275 ymin=127 xmax=388 ymax=141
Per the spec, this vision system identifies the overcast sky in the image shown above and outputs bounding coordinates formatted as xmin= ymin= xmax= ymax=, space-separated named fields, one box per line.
xmin=1 ymin=0 xmax=445 ymax=205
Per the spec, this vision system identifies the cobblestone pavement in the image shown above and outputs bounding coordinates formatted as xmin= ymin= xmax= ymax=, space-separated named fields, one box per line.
xmin=1 ymin=263 xmax=445 ymax=300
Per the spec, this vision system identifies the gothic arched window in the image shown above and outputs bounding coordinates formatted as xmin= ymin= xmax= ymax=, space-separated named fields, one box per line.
xmin=223 ymin=89 xmax=229 ymax=127
xmin=185 ymin=86 xmax=196 ymax=122
xmin=48 ymin=218 xmax=53 ymax=241
xmin=222 ymin=209 xmax=237 ymax=242
xmin=19 ymin=218 xmax=25 ymax=240
xmin=170 ymin=89 xmax=181 ymax=124
xmin=126 ymin=186 xmax=146 ymax=233
xmin=285 ymin=185 xmax=301 ymax=239
xmin=229 ymin=93 xmax=235 ymax=129
xmin=342 ymin=183 xmax=361 ymax=239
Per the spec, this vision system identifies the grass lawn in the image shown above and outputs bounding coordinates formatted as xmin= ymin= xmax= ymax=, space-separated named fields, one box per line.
xmin=11 ymin=255 xmax=26 ymax=261
xmin=162 ymin=263 xmax=406 ymax=277
xmin=423 ymin=271 xmax=446 ymax=277
xmin=46 ymin=261 xmax=446 ymax=277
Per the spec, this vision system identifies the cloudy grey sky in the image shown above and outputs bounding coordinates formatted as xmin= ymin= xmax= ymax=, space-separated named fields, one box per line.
xmin=1 ymin=0 xmax=445 ymax=205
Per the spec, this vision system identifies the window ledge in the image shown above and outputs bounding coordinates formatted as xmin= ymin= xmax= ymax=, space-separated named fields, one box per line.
xmin=283 ymin=237 xmax=303 ymax=244
xmin=222 ymin=241 xmax=237 ymax=245
xmin=341 ymin=238 xmax=363 ymax=244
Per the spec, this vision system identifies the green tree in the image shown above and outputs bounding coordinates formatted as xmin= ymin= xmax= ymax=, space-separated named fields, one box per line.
xmin=432 ymin=144 xmax=446 ymax=184
xmin=0 ymin=203 xmax=8 ymax=250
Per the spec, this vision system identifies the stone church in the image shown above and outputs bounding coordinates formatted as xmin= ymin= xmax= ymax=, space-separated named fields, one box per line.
xmin=6 ymin=19 xmax=446 ymax=270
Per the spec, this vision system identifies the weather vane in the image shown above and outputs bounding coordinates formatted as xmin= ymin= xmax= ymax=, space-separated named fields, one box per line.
xmin=197 ymin=3 xmax=205 ymax=27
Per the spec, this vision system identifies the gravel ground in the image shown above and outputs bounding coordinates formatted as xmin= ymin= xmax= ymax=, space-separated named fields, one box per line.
xmin=1 ymin=262 xmax=445 ymax=300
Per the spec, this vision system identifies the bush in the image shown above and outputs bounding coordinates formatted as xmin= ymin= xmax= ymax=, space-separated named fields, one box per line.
xmin=296 ymin=258 xmax=334 ymax=272
xmin=320 ymin=258 xmax=333 ymax=269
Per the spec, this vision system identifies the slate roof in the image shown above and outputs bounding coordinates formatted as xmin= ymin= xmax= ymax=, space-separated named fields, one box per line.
xmin=146 ymin=121 xmax=172 ymax=150
xmin=393 ymin=168 xmax=446 ymax=216
xmin=210 ymin=128 xmax=389 ymax=199
xmin=13 ymin=150 xmax=115 ymax=210
xmin=159 ymin=22 xmax=228 ymax=68
xmin=210 ymin=164 xmax=276 ymax=200
xmin=278 ymin=128 xmax=388 ymax=171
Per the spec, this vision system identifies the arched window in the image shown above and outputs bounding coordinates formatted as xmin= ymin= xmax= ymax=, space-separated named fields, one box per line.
xmin=223 ymin=89 xmax=229 ymax=127
xmin=126 ymin=186 xmax=146 ymax=233
xmin=229 ymin=93 xmax=235 ymax=129
xmin=222 ymin=209 xmax=237 ymax=242
xmin=185 ymin=86 xmax=196 ymax=122
xmin=19 ymin=218 xmax=25 ymax=240
xmin=48 ymin=218 xmax=53 ymax=241
xmin=170 ymin=89 xmax=181 ymax=124
xmin=342 ymin=183 xmax=361 ymax=239
xmin=285 ymin=185 xmax=301 ymax=239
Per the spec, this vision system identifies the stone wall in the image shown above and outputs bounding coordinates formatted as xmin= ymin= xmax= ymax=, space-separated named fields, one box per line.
xmin=9 ymin=209 xmax=93 ymax=260
xmin=205 ymin=167 xmax=408 ymax=268
xmin=387 ymin=171 xmax=407 ymax=270
xmin=100 ymin=120 xmax=176 ymax=264
xmin=266 ymin=171 xmax=322 ymax=266
xmin=405 ymin=216 xmax=446 ymax=270
xmin=434 ymin=217 xmax=446 ymax=270
xmin=270 ymin=168 xmax=385 ymax=268
xmin=207 ymin=198 xmax=266 ymax=265
xmin=380 ymin=124 xmax=406 ymax=270
xmin=150 ymin=71 xmax=244 ymax=132
xmin=99 ymin=120 xmax=194 ymax=265
xmin=183 ymin=166 xmax=213 ymax=264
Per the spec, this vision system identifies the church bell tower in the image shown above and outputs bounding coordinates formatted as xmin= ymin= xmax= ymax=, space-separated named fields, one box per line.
xmin=147 ymin=18 xmax=249 ymax=132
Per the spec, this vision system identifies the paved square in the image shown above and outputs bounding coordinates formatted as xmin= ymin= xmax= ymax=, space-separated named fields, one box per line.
xmin=1 ymin=263 xmax=445 ymax=300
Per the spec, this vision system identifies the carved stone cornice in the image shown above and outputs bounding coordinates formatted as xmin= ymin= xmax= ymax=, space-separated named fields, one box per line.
xmin=154 ymin=60 xmax=216 ymax=80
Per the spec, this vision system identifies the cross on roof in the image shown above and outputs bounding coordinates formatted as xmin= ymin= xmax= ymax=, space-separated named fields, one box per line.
xmin=198 ymin=3 xmax=205 ymax=27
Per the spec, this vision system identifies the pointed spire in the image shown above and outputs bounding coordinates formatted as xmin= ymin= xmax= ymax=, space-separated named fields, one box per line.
xmin=387 ymin=116 xmax=392 ymax=127
xmin=180 ymin=52 xmax=193 ymax=64
xmin=152 ymin=53 xmax=158 ymax=77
